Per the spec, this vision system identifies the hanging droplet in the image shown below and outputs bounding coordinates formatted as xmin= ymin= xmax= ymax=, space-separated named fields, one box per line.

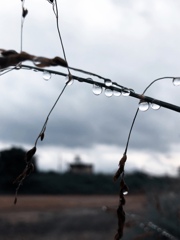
xmin=150 ymin=103 xmax=161 ymax=110
xmin=105 ymin=88 xmax=113 ymax=97
xmin=33 ymin=57 xmax=41 ymax=66
xmin=67 ymin=79 xmax=74 ymax=85
xmin=139 ymin=101 xmax=149 ymax=111
xmin=122 ymin=89 xmax=130 ymax=96
xmin=113 ymin=90 xmax=121 ymax=97
xmin=172 ymin=78 xmax=180 ymax=86
xmin=104 ymin=79 xmax=112 ymax=87
xmin=43 ymin=71 xmax=51 ymax=81
xmin=65 ymin=75 xmax=74 ymax=86
xmin=92 ymin=84 xmax=103 ymax=95
xmin=123 ymin=189 xmax=129 ymax=195
xmin=15 ymin=64 xmax=21 ymax=70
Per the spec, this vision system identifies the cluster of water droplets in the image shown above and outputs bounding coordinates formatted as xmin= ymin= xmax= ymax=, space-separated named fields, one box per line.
xmin=139 ymin=101 xmax=161 ymax=112
xmin=92 ymin=79 xmax=134 ymax=98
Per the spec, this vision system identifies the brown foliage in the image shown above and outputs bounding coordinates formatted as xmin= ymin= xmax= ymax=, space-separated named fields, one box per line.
xmin=0 ymin=49 xmax=68 ymax=69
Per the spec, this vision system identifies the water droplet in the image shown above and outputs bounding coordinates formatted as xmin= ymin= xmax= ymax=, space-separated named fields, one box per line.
xmin=123 ymin=190 xmax=128 ymax=195
xmin=113 ymin=90 xmax=121 ymax=97
xmin=150 ymin=103 xmax=161 ymax=110
xmin=122 ymin=89 xmax=130 ymax=96
xmin=33 ymin=57 xmax=41 ymax=66
xmin=92 ymin=84 xmax=103 ymax=95
xmin=172 ymin=78 xmax=180 ymax=86
xmin=43 ymin=71 xmax=51 ymax=81
xmin=122 ymin=184 xmax=129 ymax=195
xmin=105 ymin=88 xmax=113 ymax=97
xmin=67 ymin=79 xmax=74 ymax=85
xmin=65 ymin=75 xmax=74 ymax=85
xmin=139 ymin=101 xmax=149 ymax=111
xmin=104 ymin=79 xmax=112 ymax=87
xmin=15 ymin=64 xmax=21 ymax=70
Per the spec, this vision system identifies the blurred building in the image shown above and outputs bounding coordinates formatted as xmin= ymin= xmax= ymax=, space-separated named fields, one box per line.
xmin=69 ymin=155 xmax=93 ymax=174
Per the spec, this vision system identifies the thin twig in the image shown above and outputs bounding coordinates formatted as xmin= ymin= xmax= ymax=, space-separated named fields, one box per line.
xmin=34 ymin=82 xmax=68 ymax=147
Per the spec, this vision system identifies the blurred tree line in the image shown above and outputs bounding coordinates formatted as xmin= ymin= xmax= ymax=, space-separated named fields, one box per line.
xmin=0 ymin=147 xmax=179 ymax=195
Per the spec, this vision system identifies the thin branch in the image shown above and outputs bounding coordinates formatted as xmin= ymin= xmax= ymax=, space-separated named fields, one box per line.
xmin=124 ymin=77 xmax=175 ymax=155
xmin=52 ymin=0 xmax=71 ymax=76
xmin=34 ymin=82 xmax=68 ymax=147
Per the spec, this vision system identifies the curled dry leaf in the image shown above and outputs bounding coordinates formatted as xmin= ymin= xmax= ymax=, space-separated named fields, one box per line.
xmin=14 ymin=197 xmax=17 ymax=205
xmin=26 ymin=163 xmax=35 ymax=175
xmin=113 ymin=154 xmax=127 ymax=181
xmin=47 ymin=0 xmax=54 ymax=3
xmin=118 ymin=154 xmax=127 ymax=167
xmin=25 ymin=146 xmax=36 ymax=163
xmin=22 ymin=8 xmax=28 ymax=18
xmin=40 ymin=132 xmax=45 ymax=141
xmin=120 ymin=179 xmax=129 ymax=195
xmin=114 ymin=201 xmax=126 ymax=240
xmin=13 ymin=169 xmax=27 ymax=184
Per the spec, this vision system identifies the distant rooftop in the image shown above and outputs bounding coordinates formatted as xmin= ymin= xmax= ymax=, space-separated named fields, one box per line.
xmin=68 ymin=155 xmax=93 ymax=174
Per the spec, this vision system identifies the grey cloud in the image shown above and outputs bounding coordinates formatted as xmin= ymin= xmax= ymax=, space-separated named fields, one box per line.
xmin=0 ymin=0 xmax=179 ymax=160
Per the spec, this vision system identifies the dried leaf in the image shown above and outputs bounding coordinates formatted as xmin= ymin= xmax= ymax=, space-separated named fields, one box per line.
xmin=40 ymin=132 xmax=45 ymax=141
xmin=114 ymin=204 xmax=126 ymax=240
xmin=113 ymin=154 xmax=127 ymax=181
xmin=25 ymin=146 xmax=36 ymax=163
xmin=0 ymin=49 xmax=68 ymax=69
xmin=14 ymin=197 xmax=17 ymax=205
xmin=118 ymin=154 xmax=127 ymax=167
xmin=22 ymin=8 xmax=28 ymax=18
xmin=26 ymin=163 xmax=35 ymax=176
xmin=47 ymin=0 xmax=54 ymax=3
xmin=113 ymin=168 xmax=121 ymax=181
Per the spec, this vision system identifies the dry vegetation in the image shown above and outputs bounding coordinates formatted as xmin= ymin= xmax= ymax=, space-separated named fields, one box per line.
xmin=0 ymin=194 xmax=146 ymax=240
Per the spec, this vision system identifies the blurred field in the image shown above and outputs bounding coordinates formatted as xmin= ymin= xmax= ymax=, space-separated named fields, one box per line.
xmin=0 ymin=194 xmax=146 ymax=240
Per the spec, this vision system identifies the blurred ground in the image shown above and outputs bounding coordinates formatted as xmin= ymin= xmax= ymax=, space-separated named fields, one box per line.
xmin=0 ymin=195 xmax=147 ymax=240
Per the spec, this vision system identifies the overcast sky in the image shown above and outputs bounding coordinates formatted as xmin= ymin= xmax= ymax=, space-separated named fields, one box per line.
xmin=0 ymin=0 xmax=180 ymax=176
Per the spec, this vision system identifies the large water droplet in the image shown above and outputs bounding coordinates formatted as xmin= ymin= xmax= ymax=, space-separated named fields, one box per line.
xmin=113 ymin=90 xmax=121 ymax=97
xmin=65 ymin=75 xmax=74 ymax=85
xmin=105 ymin=88 xmax=113 ymax=97
xmin=92 ymin=84 xmax=103 ymax=95
xmin=43 ymin=71 xmax=51 ymax=81
xmin=104 ymin=79 xmax=112 ymax=87
xmin=122 ymin=89 xmax=130 ymax=96
xmin=139 ymin=101 xmax=149 ymax=111
xmin=150 ymin=103 xmax=161 ymax=110
xmin=172 ymin=78 xmax=180 ymax=86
